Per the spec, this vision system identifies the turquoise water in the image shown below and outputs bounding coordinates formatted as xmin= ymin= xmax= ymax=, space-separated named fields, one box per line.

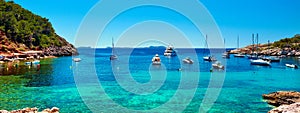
xmin=0 ymin=48 xmax=300 ymax=112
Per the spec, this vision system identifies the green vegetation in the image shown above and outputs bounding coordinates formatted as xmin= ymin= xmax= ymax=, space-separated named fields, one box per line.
xmin=0 ymin=0 xmax=69 ymax=51
xmin=273 ymin=34 xmax=300 ymax=49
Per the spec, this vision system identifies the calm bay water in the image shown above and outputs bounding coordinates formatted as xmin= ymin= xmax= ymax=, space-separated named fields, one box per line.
xmin=0 ymin=48 xmax=300 ymax=112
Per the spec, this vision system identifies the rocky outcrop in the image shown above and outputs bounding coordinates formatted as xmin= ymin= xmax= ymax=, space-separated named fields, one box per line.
xmin=263 ymin=91 xmax=300 ymax=107
xmin=268 ymin=102 xmax=300 ymax=113
xmin=0 ymin=107 xmax=59 ymax=113
xmin=43 ymin=45 xmax=78 ymax=56
xmin=263 ymin=91 xmax=300 ymax=113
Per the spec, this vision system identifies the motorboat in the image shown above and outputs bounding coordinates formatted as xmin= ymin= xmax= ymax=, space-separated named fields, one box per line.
xmin=234 ymin=53 xmax=245 ymax=58
xmin=263 ymin=56 xmax=280 ymax=62
xmin=25 ymin=60 xmax=40 ymax=65
xmin=110 ymin=55 xmax=117 ymax=60
xmin=152 ymin=54 xmax=161 ymax=65
xmin=250 ymin=59 xmax=271 ymax=66
xmin=286 ymin=64 xmax=298 ymax=69
xmin=212 ymin=62 xmax=224 ymax=69
xmin=164 ymin=45 xmax=176 ymax=56
xmin=203 ymin=56 xmax=217 ymax=62
xmin=222 ymin=52 xmax=230 ymax=58
xmin=73 ymin=58 xmax=81 ymax=62
xmin=247 ymin=55 xmax=258 ymax=59
xmin=182 ymin=57 xmax=193 ymax=64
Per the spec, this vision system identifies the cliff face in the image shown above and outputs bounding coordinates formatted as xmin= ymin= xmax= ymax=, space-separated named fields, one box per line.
xmin=0 ymin=0 xmax=77 ymax=56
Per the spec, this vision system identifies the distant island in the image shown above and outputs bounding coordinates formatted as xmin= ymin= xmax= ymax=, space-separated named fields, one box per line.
xmin=0 ymin=0 xmax=77 ymax=57
xmin=230 ymin=34 xmax=300 ymax=56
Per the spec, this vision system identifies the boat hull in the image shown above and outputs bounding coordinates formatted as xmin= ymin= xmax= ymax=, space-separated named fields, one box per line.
xmin=250 ymin=59 xmax=271 ymax=66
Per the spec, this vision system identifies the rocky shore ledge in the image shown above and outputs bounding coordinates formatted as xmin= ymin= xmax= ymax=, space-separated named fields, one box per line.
xmin=263 ymin=91 xmax=300 ymax=113
xmin=0 ymin=107 xmax=59 ymax=113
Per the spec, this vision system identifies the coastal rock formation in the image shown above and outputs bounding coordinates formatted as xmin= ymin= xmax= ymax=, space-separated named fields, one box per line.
xmin=42 ymin=44 xmax=78 ymax=56
xmin=263 ymin=91 xmax=300 ymax=107
xmin=268 ymin=102 xmax=300 ymax=113
xmin=0 ymin=107 xmax=59 ymax=113
xmin=263 ymin=91 xmax=300 ymax=113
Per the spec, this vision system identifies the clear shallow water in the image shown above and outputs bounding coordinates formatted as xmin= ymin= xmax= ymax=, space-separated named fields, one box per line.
xmin=0 ymin=48 xmax=300 ymax=112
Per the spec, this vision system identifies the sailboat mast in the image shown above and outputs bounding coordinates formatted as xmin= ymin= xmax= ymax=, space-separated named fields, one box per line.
xmin=256 ymin=33 xmax=258 ymax=53
xmin=112 ymin=37 xmax=114 ymax=54
xmin=252 ymin=34 xmax=254 ymax=54
xmin=237 ymin=35 xmax=239 ymax=49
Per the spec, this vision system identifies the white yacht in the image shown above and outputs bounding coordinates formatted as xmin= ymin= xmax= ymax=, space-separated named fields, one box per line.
xmin=152 ymin=54 xmax=161 ymax=65
xmin=212 ymin=62 xmax=224 ymax=69
xmin=164 ymin=45 xmax=176 ymax=56
xmin=250 ymin=59 xmax=271 ymax=66
xmin=286 ymin=64 xmax=298 ymax=69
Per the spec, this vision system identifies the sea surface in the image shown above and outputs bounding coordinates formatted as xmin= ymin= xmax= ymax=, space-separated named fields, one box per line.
xmin=0 ymin=48 xmax=300 ymax=113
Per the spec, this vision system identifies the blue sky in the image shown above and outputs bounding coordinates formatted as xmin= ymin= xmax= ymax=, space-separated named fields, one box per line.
xmin=13 ymin=0 xmax=300 ymax=48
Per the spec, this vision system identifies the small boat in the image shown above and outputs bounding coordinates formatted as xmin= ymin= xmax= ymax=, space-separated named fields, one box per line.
xmin=263 ymin=56 xmax=280 ymax=62
xmin=32 ymin=60 xmax=40 ymax=64
xmin=25 ymin=60 xmax=40 ymax=65
xmin=234 ymin=35 xmax=245 ymax=58
xmin=298 ymin=57 xmax=300 ymax=59
xmin=222 ymin=52 xmax=230 ymax=58
xmin=110 ymin=55 xmax=117 ymax=60
xmin=110 ymin=38 xmax=118 ymax=60
xmin=73 ymin=58 xmax=81 ymax=62
xmin=286 ymin=64 xmax=298 ymax=69
xmin=234 ymin=53 xmax=245 ymax=58
xmin=203 ymin=56 xmax=217 ymax=62
xmin=212 ymin=62 xmax=224 ymax=69
xmin=182 ymin=57 xmax=193 ymax=64
xmin=152 ymin=54 xmax=161 ymax=65
xmin=164 ymin=45 xmax=176 ymax=56
xmin=247 ymin=55 xmax=258 ymax=59
xmin=250 ymin=59 xmax=271 ymax=66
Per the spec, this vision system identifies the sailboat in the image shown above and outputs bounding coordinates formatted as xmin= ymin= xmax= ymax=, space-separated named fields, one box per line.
xmin=222 ymin=38 xmax=230 ymax=58
xmin=203 ymin=35 xmax=217 ymax=61
xmin=110 ymin=38 xmax=118 ymax=60
xmin=234 ymin=35 xmax=245 ymax=58
xmin=247 ymin=34 xmax=258 ymax=59
xmin=250 ymin=34 xmax=272 ymax=66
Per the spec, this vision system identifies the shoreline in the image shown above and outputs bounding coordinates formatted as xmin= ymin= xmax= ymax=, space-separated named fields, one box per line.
xmin=0 ymin=50 xmax=63 ymax=62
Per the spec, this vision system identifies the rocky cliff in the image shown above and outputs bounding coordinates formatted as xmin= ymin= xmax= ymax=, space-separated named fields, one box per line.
xmin=263 ymin=91 xmax=300 ymax=113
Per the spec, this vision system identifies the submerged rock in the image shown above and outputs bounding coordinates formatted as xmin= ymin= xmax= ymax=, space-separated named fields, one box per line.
xmin=262 ymin=91 xmax=300 ymax=107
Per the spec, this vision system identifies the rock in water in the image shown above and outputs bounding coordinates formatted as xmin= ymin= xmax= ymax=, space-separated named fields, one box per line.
xmin=268 ymin=102 xmax=300 ymax=113
xmin=263 ymin=91 xmax=300 ymax=107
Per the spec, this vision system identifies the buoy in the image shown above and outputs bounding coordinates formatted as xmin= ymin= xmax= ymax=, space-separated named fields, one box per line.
xmin=178 ymin=68 xmax=182 ymax=71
